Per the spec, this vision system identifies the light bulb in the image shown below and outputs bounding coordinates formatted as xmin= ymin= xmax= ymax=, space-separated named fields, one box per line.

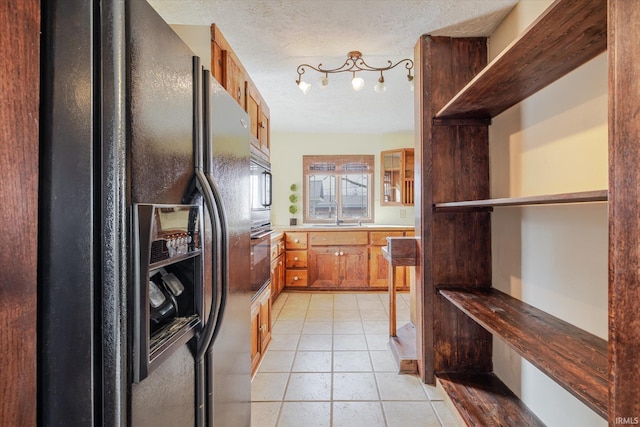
xmin=351 ymin=76 xmax=365 ymax=91
xmin=407 ymin=74 xmax=414 ymax=92
xmin=318 ymin=75 xmax=329 ymax=88
xmin=374 ymin=76 xmax=386 ymax=93
xmin=297 ymin=80 xmax=311 ymax=95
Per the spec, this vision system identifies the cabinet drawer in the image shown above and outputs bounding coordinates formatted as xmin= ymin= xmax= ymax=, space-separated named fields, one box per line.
xmin=309 ymin=231 xmax=368 ymax=246
xmin=286 ymin=250 xmax=307 ymax=268
xmin=285 ymin=270 xmax=308 ymax=287
xmin=285 ymin=232 xmax=307 ymax=249
xmin=369 ymin=231 xmax=404 ymax=246
xmin=270 ymin=243 xmax=279 ymax=260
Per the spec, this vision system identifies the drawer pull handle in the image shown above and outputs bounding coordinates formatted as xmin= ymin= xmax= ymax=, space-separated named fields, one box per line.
xmin=294 ymin=239 xmax=299 ymax=243
xmin=335 ymin=252 xmax=339 ymax=256
xmin=293 ymin=276 xmax=299 ymax=281
xmin=294 ymin=256 xmax=299 ymax=261
xmin=339 ymin=251 xmax=344 ymax=256
xmin=260 ymin=324 xmax=267 ymax=333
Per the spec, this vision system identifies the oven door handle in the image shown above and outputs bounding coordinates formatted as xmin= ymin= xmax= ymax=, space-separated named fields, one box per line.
xmin=261 ymin=171 xmax=272 ymax=207
xmin=251 ymin=229 xmax=274 ymax=240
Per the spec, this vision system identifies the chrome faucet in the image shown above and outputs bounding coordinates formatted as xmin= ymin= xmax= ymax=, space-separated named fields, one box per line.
xmin=329 ymin=200 xmax=343 ymax=225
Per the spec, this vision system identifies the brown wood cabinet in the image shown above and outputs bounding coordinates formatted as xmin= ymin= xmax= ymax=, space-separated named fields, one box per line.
xmin=270 ymin=234 xmax=285 ymax=302
xmin=413 ymin=0 xmax=634 ymax=424
xmin=210 ymin=24 xmax=270 ymax=159
xmin=369 ymin=231 xmax=406 ymax=288
xmin=250 ymin=285 xmax=271 ymax=377
xmin=307 ymin=232 xmax=368 ymax=289
xmin=257 ymin=102 xmax=270 ymax=157
xmin=381 ymin=148 xmax=414 ymax=206
xmin=284 ymin=232 xmax=308 ymax=287
xmin=282 ymin=229 xmax=413 ymax=291
xmin=246 ymin=80 xmax=270 ymax=158
xmin=222 ymin=50 xmax=245 ymax=107
xmin=308 ymin=245 xmax=369 ymax=288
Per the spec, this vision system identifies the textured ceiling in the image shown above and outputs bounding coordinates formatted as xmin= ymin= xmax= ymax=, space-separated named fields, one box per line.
xmin=148 ymin=0 xmax=519 ymax=134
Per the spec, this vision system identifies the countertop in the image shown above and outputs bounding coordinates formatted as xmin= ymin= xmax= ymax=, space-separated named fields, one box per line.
xmin=274 ymin=224 xmax=414 ymax=232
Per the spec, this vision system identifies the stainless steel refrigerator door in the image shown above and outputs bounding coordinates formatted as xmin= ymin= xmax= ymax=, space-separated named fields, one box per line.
xmin=204 ymin=76 xmax=252 ymax=427
xmin=127 ymin=1 xmax=198 ymax=425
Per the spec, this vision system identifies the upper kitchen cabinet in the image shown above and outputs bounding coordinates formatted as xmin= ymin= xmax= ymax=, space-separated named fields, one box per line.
xmin=246 ymin=80 xmax=270 ymax=158
xmin=211 ymin=24 xmax=270 ymax=159
xmin=381 ymin=148 xmax=414 ymax=206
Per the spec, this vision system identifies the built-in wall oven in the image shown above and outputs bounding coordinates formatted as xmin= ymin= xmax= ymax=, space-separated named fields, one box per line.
xmin=250 ymin=155 xmax=272 ymax=294
xmin=250 ymin=155 xmax=272 ymax=230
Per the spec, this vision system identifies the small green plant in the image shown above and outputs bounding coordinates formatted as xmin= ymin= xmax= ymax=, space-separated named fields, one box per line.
xmin=289 ymin=183 xmax=299 ymax=225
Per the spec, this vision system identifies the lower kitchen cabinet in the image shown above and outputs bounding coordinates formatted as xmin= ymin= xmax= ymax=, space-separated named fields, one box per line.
xmin=270 ymin=255 xmax=284 ymax=301
xmin=250 ymin=285 xmax=271 ymax=377
xmin=369 ymin=245 xmax=407 ymax=289
xmin=308 ymin=245 xmax=369 ymax=288
xmin=369 ymin=230 xmax=407 ymax=289
xmin=283 ymin=228 xmax=414 ymax=291
xmin=270 ymin=233 xmax=285 ymax=301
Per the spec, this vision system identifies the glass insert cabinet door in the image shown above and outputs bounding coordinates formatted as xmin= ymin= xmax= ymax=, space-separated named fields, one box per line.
xmin=380 ymin=148 xmax=414 ymax=206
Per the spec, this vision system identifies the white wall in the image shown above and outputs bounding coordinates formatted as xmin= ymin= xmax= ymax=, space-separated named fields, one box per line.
xmin=489 ymin=2 xmax=608 ymax=426
xmin=170 ymin=24 xmax=211 ymax=72
xmin=270 ymin=131 xmax=415 ymax=227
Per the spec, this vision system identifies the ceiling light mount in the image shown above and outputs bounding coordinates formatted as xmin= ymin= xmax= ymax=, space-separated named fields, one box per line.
xmin=295 ymin=51 xmax=414 ymax=94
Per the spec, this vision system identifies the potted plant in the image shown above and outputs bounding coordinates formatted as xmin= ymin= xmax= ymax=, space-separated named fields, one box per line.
xmin=289 ymin=183 xmax=299 ymax=226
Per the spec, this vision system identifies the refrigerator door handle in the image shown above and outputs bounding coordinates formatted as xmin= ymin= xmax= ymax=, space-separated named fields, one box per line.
xmin=194 ymin=170 xmax=229 ymax=362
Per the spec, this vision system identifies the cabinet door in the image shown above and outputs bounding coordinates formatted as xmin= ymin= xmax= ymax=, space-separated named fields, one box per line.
xmin=276 ymin=255 xmax=285 ymax=296
xmin=250 ymin=302 xmax=261 ymax=375
xmin=211 ymin=41 xmax=224 ymax=84
xmin=246 ymin=82 xmax=260 ymax=146
xmin=258 ymin=107 xmax=270 ymax=156
xmin=308 ymin=246 xmax=340 ymax=287
xmin=381 ymin=149 xmax=414 ymax=206
xmin=270 ymin=257 xmax=280 ymax=301
xmin=258 ymin=289 xmax=272 ymax=352
xmin=338 ymin=246 xmax=369 ymax=287
xmin=369 ymin=246 xmax=405 ymax=288
xmin=223 ymin=50 xmax=245 ymax=107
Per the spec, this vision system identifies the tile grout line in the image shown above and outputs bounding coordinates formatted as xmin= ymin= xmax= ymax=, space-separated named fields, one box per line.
xmin=255 ymin=292 xmax=455 ymax=427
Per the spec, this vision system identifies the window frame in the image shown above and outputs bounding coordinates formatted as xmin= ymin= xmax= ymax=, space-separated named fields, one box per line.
xmin=302 ymin=154 xmax=375 ymax=224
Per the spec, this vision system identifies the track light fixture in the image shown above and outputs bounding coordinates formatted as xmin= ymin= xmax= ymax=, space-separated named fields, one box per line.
xmin=295 ymin=51 xmax=414 ymax=94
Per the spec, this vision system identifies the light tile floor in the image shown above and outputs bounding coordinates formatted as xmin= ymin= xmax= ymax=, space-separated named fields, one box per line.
xmin=251 ymin=292 xmax=460 ymax=427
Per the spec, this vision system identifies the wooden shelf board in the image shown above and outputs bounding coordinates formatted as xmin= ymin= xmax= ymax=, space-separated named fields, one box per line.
xmin=435 ymin=0 xmax=607 ymax=120
xmin=437 ymin=372 xmax=545 ymax=427
xmin=434 ymin=189 xmax=608 ymax=212
xmin=438 ymin=287 xmax=607 ymax=419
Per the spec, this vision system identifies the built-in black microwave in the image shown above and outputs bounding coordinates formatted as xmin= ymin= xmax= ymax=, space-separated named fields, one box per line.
xmin=250 ymin=155 xmax=272 ymax=230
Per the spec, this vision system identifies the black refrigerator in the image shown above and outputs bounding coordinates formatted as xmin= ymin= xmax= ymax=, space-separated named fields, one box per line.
xmin=39 ymin=0 xmax=251 ymax=425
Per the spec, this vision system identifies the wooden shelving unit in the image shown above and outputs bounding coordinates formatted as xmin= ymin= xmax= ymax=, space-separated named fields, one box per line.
xmin=439 ymin=288 xmax=608 ymax=419
xmin=434 ymin=189 xmax=608 ymax=212
xmin=437 ymin=373 xmax=544 ymax=427
xmin=435 ymin=0 xmax=606 ymax=121
xmin=411 ymin=0 xmax=639 ymax=424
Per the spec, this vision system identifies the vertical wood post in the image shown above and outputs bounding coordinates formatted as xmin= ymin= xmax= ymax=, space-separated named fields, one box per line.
xmin=389 ymin=264 xmax=397 ymax=337
xmin=414 ymin=36 xmax=492 ymax=383
xmin=608 ymin=0 xmax=640 ymax=422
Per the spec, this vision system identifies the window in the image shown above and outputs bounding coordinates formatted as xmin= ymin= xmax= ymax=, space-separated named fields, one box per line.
xmin=303 ymin=155 xmax=374 ymax=224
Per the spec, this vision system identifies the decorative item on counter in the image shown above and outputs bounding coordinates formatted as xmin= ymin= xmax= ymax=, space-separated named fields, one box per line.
xmin=289 ymin=183 xmax=299 ymax=226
